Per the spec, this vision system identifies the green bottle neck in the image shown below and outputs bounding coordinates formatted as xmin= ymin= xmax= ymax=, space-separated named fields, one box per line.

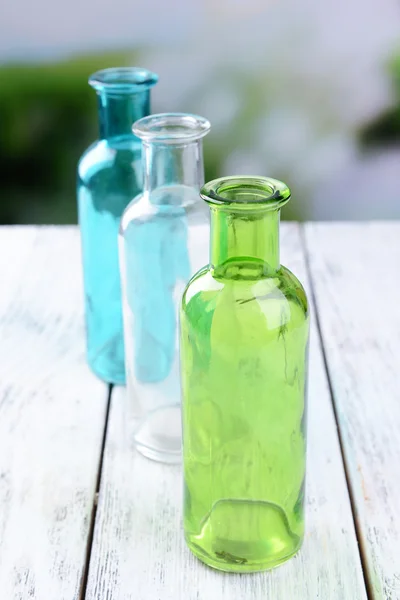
xmin=97 ymin=91 xmax=151 ymax=140
xmin=210 ymin=207 xmax=281 ymax=273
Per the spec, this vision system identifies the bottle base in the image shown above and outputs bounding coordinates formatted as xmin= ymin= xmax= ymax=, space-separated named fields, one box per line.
xmin=133 ymin=404 xmax=182 ymax=464
xmin=186 ymin=538 xmax=302 ymax=573
xmin=135 ymin=442 xmax=181 ymax=464
xmin=185 ymin=498 xmax=303 ymax=573
xmin=88 ymin=355 xmax=126 ymax=385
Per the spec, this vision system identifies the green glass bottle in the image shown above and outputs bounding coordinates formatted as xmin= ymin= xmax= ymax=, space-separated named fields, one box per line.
xmin=180 ymin=176 xmax=309 ymax=573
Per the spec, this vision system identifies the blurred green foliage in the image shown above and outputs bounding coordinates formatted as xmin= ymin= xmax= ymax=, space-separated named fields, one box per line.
xmin=0 ymin=52 xmax=135 ymax=224
xmin=1 ymin=49 xmax=398 ymax=225
xmin=359 ymin=51 xmax=400 ymax=149
xmin=0 ymin=55 xmax=305 ymax=224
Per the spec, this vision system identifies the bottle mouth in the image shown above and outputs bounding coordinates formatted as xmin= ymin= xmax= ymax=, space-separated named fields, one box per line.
xmin=201 ymin=176 xmax=291 ymax=210
xmin=133 ymin=113 xmax=211 ymax=144
xmin=89 ymin=67 xmax=158 ymax=94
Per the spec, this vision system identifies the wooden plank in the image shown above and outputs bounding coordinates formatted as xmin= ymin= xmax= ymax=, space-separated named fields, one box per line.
xmin=0 ymin=227 xmax=108 ymax=600
xmin=305 ymin=222 xmax=400 ymax=600
xmin=86 ymin=223 xmax=367 ymax=600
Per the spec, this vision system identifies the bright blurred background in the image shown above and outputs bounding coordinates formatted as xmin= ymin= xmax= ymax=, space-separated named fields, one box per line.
xmin=1 ymin=0 xmax=399 ymax=223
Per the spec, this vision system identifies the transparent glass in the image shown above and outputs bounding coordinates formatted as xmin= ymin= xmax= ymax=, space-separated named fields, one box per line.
xmin=119 ymin=113 xmax=211 ymax=462
xmin=180 ymin=177 xmax=309 ymax=572
xmin=77 ymin=67 xmax=158 ymax=384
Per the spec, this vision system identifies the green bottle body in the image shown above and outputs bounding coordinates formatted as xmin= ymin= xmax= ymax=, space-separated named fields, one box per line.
xmin=180 ymin=177 xmax=309 ymax=572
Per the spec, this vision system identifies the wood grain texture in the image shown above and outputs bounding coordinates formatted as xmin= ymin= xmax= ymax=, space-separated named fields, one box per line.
xmin=86 ymin=223 xmax=367 ymax=600
xmin=305 ymin=222 xmax=400 ymax=600
xmin=0 ymin=227 xmax=108 ymax=600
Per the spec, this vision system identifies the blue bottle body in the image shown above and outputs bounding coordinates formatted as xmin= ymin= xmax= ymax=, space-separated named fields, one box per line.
xmin=78 ymin=138 xmax=142 ymax=383
xmin=77 ymin=68 xmax=158 ymax=384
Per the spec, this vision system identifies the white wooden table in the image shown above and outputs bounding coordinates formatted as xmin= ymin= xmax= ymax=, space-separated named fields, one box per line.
xmin=0 ymin=224 xmax=399 ymax=600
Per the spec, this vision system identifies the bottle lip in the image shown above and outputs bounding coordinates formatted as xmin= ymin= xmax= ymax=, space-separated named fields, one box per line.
xmin=89 ymin=67 xmax=158 ymax=94
xmin=133 ymin=113 xmax=211 ymax=144
xmin=200 ymin=176 xmax=291 ymax=210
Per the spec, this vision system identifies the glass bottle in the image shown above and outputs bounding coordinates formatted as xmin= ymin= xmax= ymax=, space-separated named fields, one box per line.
xmin=119 ymin=113 xmax=211 ymax=462
xmin=180 ymin=176 xmax=309 ymax=572
xmin=77 ymin=67 xmax=158 ymax=384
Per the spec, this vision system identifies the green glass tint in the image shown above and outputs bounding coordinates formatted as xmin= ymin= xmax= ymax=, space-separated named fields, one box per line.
xmin=180 ymin=176 xmax=309 ymax=572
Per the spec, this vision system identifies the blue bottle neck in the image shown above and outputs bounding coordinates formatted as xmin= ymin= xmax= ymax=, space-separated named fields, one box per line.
xmin=97 ymin=91 xmax=151 ymax=140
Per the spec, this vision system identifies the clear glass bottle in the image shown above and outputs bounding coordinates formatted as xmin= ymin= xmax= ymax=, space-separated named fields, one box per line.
xmin=77 ymin=67 xmax=158 ymax=384
xmin=180 ymin=176 xmax=309 ymax=572
xmin=119 ymin=113 xmax=211 ymax=462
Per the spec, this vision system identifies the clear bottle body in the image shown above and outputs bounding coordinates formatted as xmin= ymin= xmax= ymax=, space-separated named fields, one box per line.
xmin=180 ymin=177 xmax=309 ymax=572
xmin=119 ymin=114 xmax=210 ymax=462
xmin=77 ymin=68 xmax=157 ymax=384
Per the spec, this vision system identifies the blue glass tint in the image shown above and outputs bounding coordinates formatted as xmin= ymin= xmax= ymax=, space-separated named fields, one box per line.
xmin=77 ymin=67 xmax=158 ymax=384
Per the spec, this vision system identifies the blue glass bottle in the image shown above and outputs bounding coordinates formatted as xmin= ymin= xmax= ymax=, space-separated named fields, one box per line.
xmin=77 ymin=67 xmax=158 ymax=383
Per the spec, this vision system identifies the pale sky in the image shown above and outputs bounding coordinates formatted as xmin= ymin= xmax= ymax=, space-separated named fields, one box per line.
xmin=2 ymin=0 xmax=398 ymax=63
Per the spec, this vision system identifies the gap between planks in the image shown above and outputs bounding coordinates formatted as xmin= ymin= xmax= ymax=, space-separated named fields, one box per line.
xmin=79 ymin=385 xmax=113 ymax=600
xmin=300 ymin=225 xmax=373 ymax=600
xmin=84 ymin=223 xmax=367 ymax=600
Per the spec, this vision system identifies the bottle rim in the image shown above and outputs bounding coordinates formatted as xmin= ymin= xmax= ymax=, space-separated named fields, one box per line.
xmin=133 ymin=113 xmax=211 ymax=144
xmin=89 ymin=67 xmax=158 ymax=94
xmin=201 ymin=176 xmax=291 ymax=210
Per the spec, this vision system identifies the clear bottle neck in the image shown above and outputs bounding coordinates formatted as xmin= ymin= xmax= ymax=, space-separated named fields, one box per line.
xmin=142 ymin=140 xmax=205 ymax=194
xmin=97 ymin=90 xmax=151 ymax=140
xmin=210 ymin=207 xmax=281 ymax=273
